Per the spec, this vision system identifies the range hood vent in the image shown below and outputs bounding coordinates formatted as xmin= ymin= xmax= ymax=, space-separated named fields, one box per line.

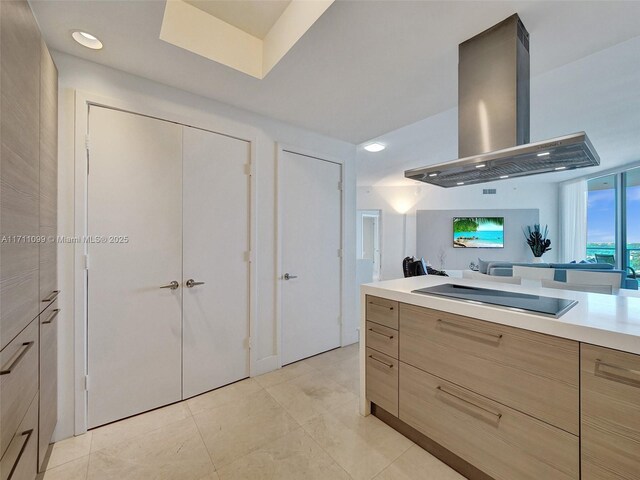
xmin=405 ymin=14 xmax=599 ymax=187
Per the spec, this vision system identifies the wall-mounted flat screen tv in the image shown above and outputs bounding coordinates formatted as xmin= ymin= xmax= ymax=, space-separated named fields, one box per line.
xmin=453 ymin=217 xmax=504 ymax=248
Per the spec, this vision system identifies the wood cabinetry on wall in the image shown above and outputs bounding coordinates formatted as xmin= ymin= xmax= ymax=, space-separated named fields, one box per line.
xmin=1 ymin=1 xmax=59 ymax=478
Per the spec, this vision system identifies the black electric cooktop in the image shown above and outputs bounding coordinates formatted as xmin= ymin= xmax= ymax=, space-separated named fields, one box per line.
xmin=412 ymin=283 xmax=578 ymax=318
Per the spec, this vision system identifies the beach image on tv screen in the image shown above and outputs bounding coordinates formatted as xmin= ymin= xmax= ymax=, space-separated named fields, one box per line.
xmin=453 ymin=217 xmax=504 ymax=248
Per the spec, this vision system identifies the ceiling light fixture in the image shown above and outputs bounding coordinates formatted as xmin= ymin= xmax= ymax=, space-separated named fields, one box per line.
xmin=364 ymin=143 xmax=385 ymax=153
xmin=71 ymin=30 xmax=103 ymax=50
xmin=500 ymin=175 xmax=509 ymax=179
xmin=554 ymin=166 xmax=567 ymax=171
xmin=457 ymin=182 xmax=465 ymax=185
xmin=537 ymin=152 xmax=550 ymax=157
xmin=428 ymin=173 xmax=438 ymax=177
xmin=475 ymin=164 xmax=486 ymax=168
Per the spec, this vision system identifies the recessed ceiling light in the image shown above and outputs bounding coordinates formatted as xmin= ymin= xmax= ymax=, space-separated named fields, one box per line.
xmin=364 ymin=143 xmax=385 ymax=153
xmin=500 ymin=175 xmax=509 ymax=179
xmin=554 ymin=166 xmax=567 ymax=171
xmin=457 ymin=182 xmax=465 ymax=185
xmin=537 ymin=152 xmax=550 ymax=157
xmin=72 ymin=30 xmax=103 ymax=50
xmin=428 ymin=173 xmax=438 ymax=177
xmin=475 ymin=164 xmax=486 ymax=168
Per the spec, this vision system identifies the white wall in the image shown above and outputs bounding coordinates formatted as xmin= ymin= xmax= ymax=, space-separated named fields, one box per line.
xmin=54 ymin=52 xmax=357 ymax=440
xmin=357 ymin=181 xmax=559 ymax=280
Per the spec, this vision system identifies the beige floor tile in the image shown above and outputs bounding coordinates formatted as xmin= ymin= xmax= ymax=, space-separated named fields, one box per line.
xmin=193 ymin=389 xmax=299 ymax=468
xmin=87 ymin=417 xmax=215 ymax=480
xmin=266 ymin=370 xmax=359 ymax=424
xmin=216 ymin=428 xmax=350 ymax=480
xmin=187 ymin=378 xmax=263 ymax=416
xmin=90 ymin=401 xmax=191 ymax=453
xmin=302 ymin=400 xmax=413 ymax=480
xmin=374 ymin=444 xmax=467 ymax=480
xmin=254 ymin=360 xmax=317 ymax=389
xmin=301 ymin=343 xmax=359 ymax=370
xmin=46 ymin=431 xmax=93 ymax=470
xmin=40 ymin=456 xmax=89 ymax=480
xmin=321 ymin=355 xmax=360 ymax=394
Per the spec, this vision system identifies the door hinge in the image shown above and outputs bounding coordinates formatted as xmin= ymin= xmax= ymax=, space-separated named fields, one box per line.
xmin=244 ymin=164 xmax=251 ymax=176
xmin=83 ymin=254 xmax=90 ymax=270
xmin=338 ymin=181 xmax=343 ymax=191
xmin=84 ymin=375 xmax=90 ymax=391
xmin=246 ymin=337 xmax=252 ymax=349
xmin=85 ymin=134 xmax=90 ymax=150
xmin=244 ymin=250 xmax=252 ymax=262
xmin=337 ymin=249 xmax=342 ymax=258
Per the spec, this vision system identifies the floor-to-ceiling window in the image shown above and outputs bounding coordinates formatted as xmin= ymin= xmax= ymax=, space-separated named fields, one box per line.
xmin=586 ymin=166 xmax=640 ymax=272
xmin=587 ymin=174 xmax=617 ymax=262
xmin=626 ymin=167 xmax=640 ymax=271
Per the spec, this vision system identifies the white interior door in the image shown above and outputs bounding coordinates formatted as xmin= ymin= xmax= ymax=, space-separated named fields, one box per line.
xmin=280 ymin=151 xmax=342 ymax=365
xmin=182 ymin=127 xmax=251 ymax=398
xmin=87 ymin=107 xmax=183 ymax=428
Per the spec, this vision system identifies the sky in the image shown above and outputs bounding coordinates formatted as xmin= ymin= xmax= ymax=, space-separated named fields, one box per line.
xmin=587 ymin=185 xmax=640 ymax=244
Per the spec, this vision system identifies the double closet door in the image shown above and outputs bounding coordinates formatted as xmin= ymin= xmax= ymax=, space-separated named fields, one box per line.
xmin=86 ymin=106 xmax=250 ymax=428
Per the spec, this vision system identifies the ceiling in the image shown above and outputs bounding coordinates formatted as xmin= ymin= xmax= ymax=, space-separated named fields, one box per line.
xmin=29 ymin=1 xmax=640 ymax=144
xmin=183 ymin=0 xmax=291 ymax=39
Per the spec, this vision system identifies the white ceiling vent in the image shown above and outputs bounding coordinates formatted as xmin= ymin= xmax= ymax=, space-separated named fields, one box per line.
xmin=482 ymin=188 xmax=497 ymax=195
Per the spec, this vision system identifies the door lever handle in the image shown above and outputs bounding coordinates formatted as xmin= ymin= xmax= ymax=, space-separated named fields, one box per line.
xmin=283 ymin=273 xmax=298 ymax=280
xmin=185 ymin=279 xmax=205 ymax=288
xmin=160 ymin=281 xmax=179 ymax=290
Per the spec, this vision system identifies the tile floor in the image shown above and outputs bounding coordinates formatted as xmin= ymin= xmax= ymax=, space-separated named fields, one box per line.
xmin=39 ymin=344 xmax=465 ymax=480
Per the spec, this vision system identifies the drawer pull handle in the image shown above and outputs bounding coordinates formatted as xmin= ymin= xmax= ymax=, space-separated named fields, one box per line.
xmin=42 ymin=308 xmax=60 ymax=325
xmin=42 ymin=290 xmax=60 ymax=303
xmin=368 ymin=328 xmax=394 ymax=339
xmin=368 ymin=355 xmax=394 ymax=368
xmin=595 ymin=359 xmax=640 ymax=388
xmin=8 ymin=429 xmax=33 ymax=480
xmin=436 ymin=386 xmax=502 ymax=423
xmin=0 ymin=342 xmax=35 ymax=376
xmin=437 ymin=319 xmax=503 ymax=343
xmin=368 ymin=302 xmax=394 ymax=311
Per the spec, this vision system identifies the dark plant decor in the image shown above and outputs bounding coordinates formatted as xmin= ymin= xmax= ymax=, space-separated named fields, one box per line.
xmin=523 ymin=224 xmax=552 ymax=257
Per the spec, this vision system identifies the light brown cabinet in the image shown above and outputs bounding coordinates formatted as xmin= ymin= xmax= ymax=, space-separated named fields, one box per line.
xmin=581 ymin=344 xmax=640 ymax=480
xmin=1 ymin=1 xmax=58 ymax=477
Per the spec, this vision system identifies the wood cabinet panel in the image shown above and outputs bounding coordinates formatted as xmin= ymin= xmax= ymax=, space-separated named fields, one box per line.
xmin=365 ymin=321 xmax=398 ymax=359
xmin=0 ymin=0 xmax=42 ymax=350
xmin=366 ymin=347 xmax=398 ymax=416
xmin=399 ymin=362 xmax=579 ymax=480
xmin=0 ymin=319 xmax=38 ymax=459
xmin=365 ymin=295 xmax=398 ymax=329
xmin=0 ymin=392 xmax=38 ymax=480
xmin=399 ymin=303 xmax=579 ymax=434
xmin=38 ymin=302 xmax=59 ymax=470
xmin=581 ymin=344 xmax=640 ymax=480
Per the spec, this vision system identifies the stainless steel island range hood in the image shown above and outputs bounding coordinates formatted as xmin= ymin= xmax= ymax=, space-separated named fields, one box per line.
xmin=405 ymin=14 xmax=599 ymax=188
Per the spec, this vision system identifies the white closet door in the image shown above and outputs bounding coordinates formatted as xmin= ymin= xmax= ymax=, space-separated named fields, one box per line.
xmin=280 ymin=151 xmax=342 ymax=365
xmin=87 ymin=107 xmax=183 ymax=428
xmin=182 ymin=126 xmax=250 ymax=398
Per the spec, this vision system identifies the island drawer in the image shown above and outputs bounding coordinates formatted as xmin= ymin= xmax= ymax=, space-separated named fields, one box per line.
xmin=366 ymin=347 xmax=398 ymax=416
xmin=366 ymin=296 xmax=398 ymax=330
xmin=0 ymin=319 xmax=39 ymax=458
xmin=399 ymin=304 xmax=579 ymax=434
xmin=0 ymin=393 xmax=38 ymax=480
xmin=399 ymin=362 xmax=579 ymax=480
xmin=581 ymin=344 xmax=640 ymax=479
xmin=365 ymin=321 xmax=398 ymax=359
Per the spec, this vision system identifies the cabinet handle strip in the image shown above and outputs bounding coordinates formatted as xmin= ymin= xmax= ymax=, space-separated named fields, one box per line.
xmin=0 ymin=341 xmax=35 ymax=375
xmin=42 ymin=290 xmax=60 ymax=303
xmin=368 ymin=302 xmax=394 ymax=311
xmin=595 ymin=359 xmax=640 ymax=388
xmin=368 ymin=355 xmax=394 ymax=368
xmin=368 ymin=328 xmax=394 ymax=339
xmin=437 ymin=319 xmax=503 ymax=342
xmin=436 ymin=385 xmax=502 ymax=421
xmin=42 ymin=308 xmax=60 ymax=325
xmin=7 ymin=429 xmax=33 ymax=480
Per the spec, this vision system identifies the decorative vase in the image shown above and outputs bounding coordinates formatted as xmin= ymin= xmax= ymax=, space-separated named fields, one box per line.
xmin=532 ymin=257 xmax=543 ymax=263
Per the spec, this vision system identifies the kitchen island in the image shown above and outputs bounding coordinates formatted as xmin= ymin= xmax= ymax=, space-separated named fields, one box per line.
xmin=360 ymin=276 xmax=640 ymax=480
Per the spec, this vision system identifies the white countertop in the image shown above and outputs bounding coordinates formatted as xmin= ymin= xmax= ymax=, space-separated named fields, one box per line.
xmin=361 ymin=276 xmax=640 ymax=355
